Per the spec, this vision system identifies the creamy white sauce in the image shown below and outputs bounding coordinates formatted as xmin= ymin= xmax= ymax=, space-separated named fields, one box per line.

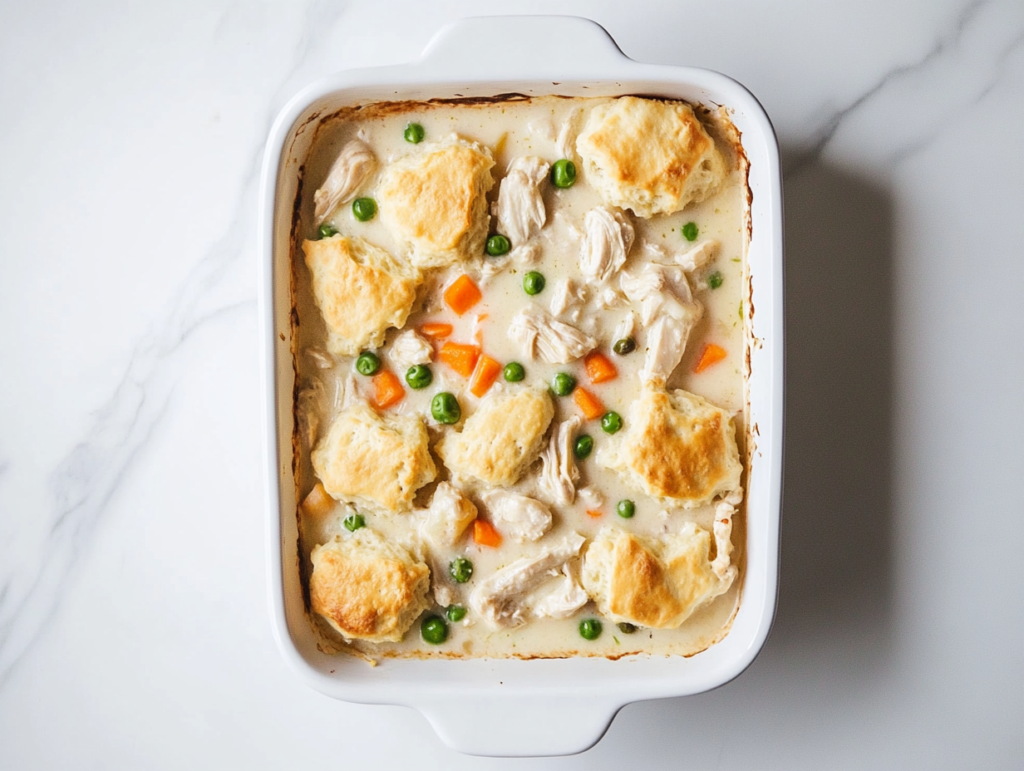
xmin=293 ymin=96 xmax=749 ymax=660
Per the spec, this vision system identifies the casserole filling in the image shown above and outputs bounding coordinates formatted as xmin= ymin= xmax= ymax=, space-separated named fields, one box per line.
xmin=292 ymin=95 xmax=749 ymax=660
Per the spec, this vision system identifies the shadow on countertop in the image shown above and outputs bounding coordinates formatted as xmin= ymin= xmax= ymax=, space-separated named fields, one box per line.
xmin=578 ymin=153 xmax=898 ymax=766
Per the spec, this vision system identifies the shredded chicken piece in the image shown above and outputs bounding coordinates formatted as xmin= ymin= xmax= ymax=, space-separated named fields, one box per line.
xmin=640 ymin=239 xmax=670 ymax=261
xmin=611 ymin=313 xmax=635 ymax=344
xmin=496 ymin=156 xmax=549 ymax=245
xmin=676 ymin=239 xmax=721 ymax=273
xmin=481 ymin=490 xmax=553 ymax=543
xmin=549 ymin=278 xmax=587 ymax=321
xmin=712 ymin=488 xmax=742 ymax=584
xmin=598 ymin=286 xmax=626 ymax=309
xmin=422 ymin=482 xmax=478 ymax=546
xmin=388 ymin=329 xmax=433 ymax=373
xmin=576 ymin=485 xmax=605 ymax=511
xmin=620 ymin=263 xmax=694 ymax=324
xmin=340 ymin=373 xmax=362 ymax=409
xmin=508 ymin=306 xmax=596 ymax=364
xmin=620 ymin=263 xmax=704 ymax=384
xmin=538 ymin=416 xmax=582 ymax=505
xmin=418 ymin=482 xmax=479 ymax=607
xmin=579 ymin=206 xmax=635 ymax=284
xmin=529 ymin=566 xmax=588 ymax=619
xmin=313 ymin=139 xmax=376 ymax=224
xmin=469 ymin=532 xmax=585 ymax=628
xmin=555 ymin=106 xmax=584 ymax=161
xmin=296 ymin=380 xmax=323 ymax=449
xmin=305 ymin=348 xmax=334 ymax=369
xmin=641 ymin=311 xmax=700 ymax=384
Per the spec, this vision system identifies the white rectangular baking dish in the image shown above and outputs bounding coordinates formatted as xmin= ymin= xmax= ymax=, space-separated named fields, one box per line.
xmin=258 ymin=15 xmax=783 ymax=757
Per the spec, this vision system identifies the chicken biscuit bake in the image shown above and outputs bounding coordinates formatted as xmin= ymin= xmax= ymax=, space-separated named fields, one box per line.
xmin=291 ymin=94 xmax=750 ymax=661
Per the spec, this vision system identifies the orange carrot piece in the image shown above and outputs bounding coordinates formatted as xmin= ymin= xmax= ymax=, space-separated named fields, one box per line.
xmin=469 ymin=354 xmax=502 ymax=397
xmin=438 ymin=341 xmax=480 ymax=377
xmin=301 ymin=482 xmax=334 ymax=517
xmin=473 ymin=519 xmax=503 ymax=548
xmin=693 ymin=343 xmax=728 ymax=374
xmin=371 ymin=370 xmax=405 ymax=409
xmin=419 ymin=322 xmax=453 ymax=339
xmin=586 ymin=509 xmax=603 ymax=519
xmin=573 ymin=386 xmax=606 ymax=421
xmin=443 ymin=274 xmax=482 ymax=316
xmin=584 ymin=351 xmax=618 ymax=384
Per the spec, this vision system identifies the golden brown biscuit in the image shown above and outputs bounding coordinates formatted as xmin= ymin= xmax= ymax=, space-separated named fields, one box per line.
xmin=377 ymin=137 xmax=495 ymax=268
xmin=310 ymin=529 xmax=431 ymax=643
xmin=581 ymin=523 xmax=729 ymax=629
xmin=598 ymin=384 xmax=741 ymax=507
xmin=576 ymin=97 xmax=726 ymax=218
xmin=437 ymin=388 xmax=554 ymax=487
xmin=302 ymin=235 xmax=420 ymax=357
xmin=311 ymin=403 xmax=436 ymax=513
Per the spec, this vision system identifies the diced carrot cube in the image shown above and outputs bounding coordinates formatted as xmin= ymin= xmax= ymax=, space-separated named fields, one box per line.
xmin=586 ymin=509 xmax=603 ymax=519
xmin=301 ymin=482 xmax=334 ymax=517
xmin=443 ymin=274 xmax=482 ymax=316
xmin=438 ymin=341 xmax=480 ymax=377
xmin=371 ymin=370 xmax=405 ymax=409
xmin=473 ymin=519 xmax=503 ymax=548
xmin=419 ymin=322 xmax=453 ymax=339
xmin=584 ymin=351 xmax=618 ymax=384
xmin=469 ymin=354 xmax=502 ymax=397
xmin=573 ymin=386 xmax=606 ymax=421
xmin=693 ymin=343 xmax=728 ymax=374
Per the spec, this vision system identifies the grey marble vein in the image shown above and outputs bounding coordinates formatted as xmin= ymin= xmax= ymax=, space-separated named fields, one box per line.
xmin=0 ymin=0 xmax=350 ymax=687
xmin=786 ymin=0 xmax=1023 ymax=174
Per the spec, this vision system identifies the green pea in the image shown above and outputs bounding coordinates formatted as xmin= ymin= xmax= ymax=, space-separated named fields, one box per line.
xmin=708 ymin=271 xmax=724 ymax=289
xmin=523 ymin=271 xmax=546 ymax=296
xmin=601 ymin=411 xmax=623 ymax=434
xmin=446 ymin=605 xmax=467 ymax=623
xmin=682 ymin=221 xmax=699 ymax=241
xmin=485 ymin=234 xmax=511 ymax=256
xmin=503 ymin=362 xmax=525 ymax=382
xmin=574 ymin=434 xmax=593 ymax=460
xmin=551 ymin=372 xmax=576 ymax=396
xmin=550 ymin=159 xmax=577 ymax=189
xmin=318 ymin=223 xmax=338 ymax=239
xmin=405 ymin=365 xmax=432 ymax=390
xmin=616 ymin=500 xmax=635 ymax=519
xmin=579 ymin=618 xmax=602 ymax=641
xmin=617 ymin=622 xmax=638 ymax=634
xmin=343 ymin=513 xmax=365 ymax=532
xmin=421 ymin=615 xmax=448 ymax=645
xmin=449 ymin=557 xmax=473 ymax=584
xmin=355 ymin=351 xmax=381 ymax=376
xmin=612 ymin=337 xmax=636 ymax=356
xmin=431 ymin=392 xmax=461 ymax=425
xmin=404 ymin=122 xmax=425 ymax=144
xmin=352 ymin=197 xmax=376 ymax=222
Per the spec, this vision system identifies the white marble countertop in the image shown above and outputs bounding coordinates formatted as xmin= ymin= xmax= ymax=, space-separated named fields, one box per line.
xmin=2 ymin=1 xmax=1022 ymax=767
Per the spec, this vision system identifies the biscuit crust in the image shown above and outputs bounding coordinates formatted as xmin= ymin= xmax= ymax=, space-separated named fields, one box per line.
xmin=582 ymin=524 xmax=725 ymax=629
xmin=377 ymin=138 xmax=495 ymax=268
xmin=302 ymin=235 xmax=420 ymax=357
xmin=437 ymin=388 xmax=554 ymax=487
xmin=601 ymin=385 xmax=741 ymax=506
xmin=310 ymin=530 xmax=431 ymax=643
xmin=576 ymin=97 xmax=725 ymax=218
xmin=311 ymin=403 xmax=437 ymax=513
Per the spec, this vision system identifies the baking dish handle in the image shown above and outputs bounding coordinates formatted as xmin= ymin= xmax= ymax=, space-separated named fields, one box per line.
xmin=420 ymin=695 xmax=620 ymax=757
xmin=418 ymin=15 xmax=629 ymax=77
